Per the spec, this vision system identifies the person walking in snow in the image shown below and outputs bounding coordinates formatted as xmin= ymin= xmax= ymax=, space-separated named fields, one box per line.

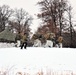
xmin=20 ymin=33 xmax=27 ymax=49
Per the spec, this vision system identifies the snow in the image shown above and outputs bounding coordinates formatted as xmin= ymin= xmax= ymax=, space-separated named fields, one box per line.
xmin=0 ymin=47 xmax=76 ymax=75
xmin=0 ymin=43 xmax=15 ymax=48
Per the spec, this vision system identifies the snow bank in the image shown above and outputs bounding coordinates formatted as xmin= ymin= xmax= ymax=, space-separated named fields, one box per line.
xmin=0 ymin=43 xmax=15 ymax=48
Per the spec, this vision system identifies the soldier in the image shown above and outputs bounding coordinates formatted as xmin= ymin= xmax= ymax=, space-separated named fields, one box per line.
xmin=57 ymin=36 xmax=63 ymax=48
xmin=20 ymin=33 xmax=27 ymax=49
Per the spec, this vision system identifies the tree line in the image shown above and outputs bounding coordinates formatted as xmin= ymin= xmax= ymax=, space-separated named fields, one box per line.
xmin=36 ymin=0 xmax=76 ymax=47
xmin=0 ymin=5 xmax=33 ymax=34
xmin=0 ymin=0 xmax=76 ymax=47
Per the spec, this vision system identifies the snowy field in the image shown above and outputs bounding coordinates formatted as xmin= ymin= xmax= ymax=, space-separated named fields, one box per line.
xmin=0 ymin=47 xmax=76 ymax=75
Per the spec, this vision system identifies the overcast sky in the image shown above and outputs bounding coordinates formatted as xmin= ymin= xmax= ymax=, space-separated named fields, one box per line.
xmin=0 ymin=0 xmax=76 ymax=33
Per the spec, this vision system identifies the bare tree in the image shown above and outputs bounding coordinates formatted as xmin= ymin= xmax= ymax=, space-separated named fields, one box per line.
xmin=57 ymin=0 xmax=68 ymax=35
xmin=14 ymin=8 xmax=33 ymax=34
xmin=0 ymin=5 xmax=13 ymax=32
xmin=67 ymin=5 xmax=74 ymax=47
xmin=37 ymin=0 xmax=68 ymax=36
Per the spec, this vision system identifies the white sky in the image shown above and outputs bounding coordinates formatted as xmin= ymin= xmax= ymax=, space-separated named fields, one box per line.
xmin=0 ymin=0 xmax=76 ymax=33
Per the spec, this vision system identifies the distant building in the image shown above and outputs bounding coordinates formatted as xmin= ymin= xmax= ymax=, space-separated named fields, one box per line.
xmin=0 ymin=28 xmax=16 ymax=42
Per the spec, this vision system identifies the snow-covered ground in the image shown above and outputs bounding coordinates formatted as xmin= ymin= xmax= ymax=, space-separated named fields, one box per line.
xmin=0 ymin=47 xmax=76 ymax=75
xmin=0 ymin=43 xmax=15 ymax=48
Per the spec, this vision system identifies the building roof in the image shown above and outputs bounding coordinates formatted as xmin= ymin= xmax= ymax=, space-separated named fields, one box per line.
xmin=0 ymin=29 xmax=16 ymax=42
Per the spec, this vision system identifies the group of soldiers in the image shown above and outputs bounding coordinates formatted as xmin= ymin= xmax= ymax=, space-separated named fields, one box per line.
xmin=15 ymin=32 xmax=63 ymax=49
xmin=32 ymin=33 xmax=63 ymax=48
